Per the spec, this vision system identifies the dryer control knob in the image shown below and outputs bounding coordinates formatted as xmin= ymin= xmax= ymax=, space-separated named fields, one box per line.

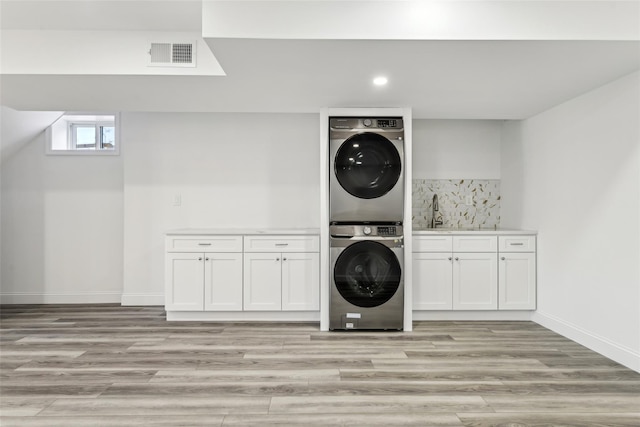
xmin=363 ymin=226 xmax=372 ymax=235
xmin=363 ymin=119 xmax=373 ymax=127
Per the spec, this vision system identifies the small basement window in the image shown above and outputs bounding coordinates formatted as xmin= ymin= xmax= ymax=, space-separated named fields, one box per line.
xmin=47 ymin=113 xmax=119 ymax=155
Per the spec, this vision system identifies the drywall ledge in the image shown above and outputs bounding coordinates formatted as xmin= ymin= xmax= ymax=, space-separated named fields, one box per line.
xmin=202 ymin=1 xmax=640 ymax=41
xmin=0 ymin=30 xmax=225 ymax=76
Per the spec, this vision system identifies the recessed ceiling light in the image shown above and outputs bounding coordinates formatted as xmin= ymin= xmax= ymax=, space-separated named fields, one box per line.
xmin=373 ymin=76 xmax=388 ymax=86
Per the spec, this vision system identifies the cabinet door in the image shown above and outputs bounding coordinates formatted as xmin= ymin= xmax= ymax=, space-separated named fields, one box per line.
xmin=204 ymin=253 xmax=243 ymax=311
xmin=499 ymin=252 xmax=536 ymax=310
xmin=412 ymin=252 xmax=453 ymax=310
xmin=165 ymin=253 xmax=204 ymax=311
xmin=453 ymin=252 xmax=497 ymax=310
xmin=243 ymin=253 xmax=282 ymax=311
xmin=281 ymin=252 xmax=320 ymax=311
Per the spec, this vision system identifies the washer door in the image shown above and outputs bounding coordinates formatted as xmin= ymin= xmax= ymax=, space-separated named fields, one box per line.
xmin=334 ymin=132 xmax=402 ymax=199
xmin=334 ymin=241 xmax=401 ymax=308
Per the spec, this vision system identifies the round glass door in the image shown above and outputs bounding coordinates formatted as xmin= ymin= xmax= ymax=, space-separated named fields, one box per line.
xmin=334 ymin=132 xmax=402 ymax=199
xmin=334 ymin=241 xmax=401 ymax=308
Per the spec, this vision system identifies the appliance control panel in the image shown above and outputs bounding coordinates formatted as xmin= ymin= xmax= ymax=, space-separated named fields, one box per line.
xmin=377 ymin=226 xmax=398 ymax=236
xmin=330 ymin=224 xmax=403 ymax=238
xmin=376 ymin=119 xmax=398 ymax=128
xmin=329 ymin=117 xmax=403 ymax=130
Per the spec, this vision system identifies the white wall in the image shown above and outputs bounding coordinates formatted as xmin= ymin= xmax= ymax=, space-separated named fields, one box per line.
xmin=121 ymin=113 xmax=321 ymax=304
xmin=0 ymin=108 xmax=124 ymax=303
xmin=413 ymin=119 xmax=502 ymax=179
xmin=121 ymin=114 xmax=498 ymax=304
xmin=501 ymin=71 xmax=640 ymax=371
xmin=1 ymin=110 xmax=498 ymax=305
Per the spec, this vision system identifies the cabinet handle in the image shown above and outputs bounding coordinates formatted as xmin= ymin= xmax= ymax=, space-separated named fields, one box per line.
xmin=275 ymin=243 xmax=289 ymax=247
xmin=276 ymin=258 xmax=280 ymax=261
xmin=454 ymin=257 xmax=459 ymax=261
xmin=205 ymin=257 xmax=210 ymax=261
xmin=198 ymin=257 xmax=203 ymax=261
xmin=501 ymin=257 xmax=506 ymax=261
xmin=198 ymin=243 xmax=212 ymax=246
xmin=283 ymin=257 xmax=287 ymax=261
xmin=448 ymin=257 xmax=452 ymax=261
xmin=510 ymin=243 xmax=524 ymax=246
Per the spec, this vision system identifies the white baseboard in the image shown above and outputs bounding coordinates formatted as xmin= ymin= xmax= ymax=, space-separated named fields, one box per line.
xmin=532 ymin=311 xmax=640 ymax=373
xmin=0 ymin=292 xmax=122 ymax=304
xmin=412 ymin=310 xmax=534 ymax=321
xmin=120 ymin=293 xmax=164 ymax=306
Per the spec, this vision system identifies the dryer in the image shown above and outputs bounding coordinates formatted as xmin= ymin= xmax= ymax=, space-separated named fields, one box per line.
xmin=329 ymin=117 xmax=404 ymax=223
xmin=330 ymin=224 xmax=404 ymax=330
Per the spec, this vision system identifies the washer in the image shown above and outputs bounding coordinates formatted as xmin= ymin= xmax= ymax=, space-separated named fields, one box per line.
xmin=330 ymin=223 xmax=404 ymax=330
xmin=329 ymin=117 xmax=404 ymax=223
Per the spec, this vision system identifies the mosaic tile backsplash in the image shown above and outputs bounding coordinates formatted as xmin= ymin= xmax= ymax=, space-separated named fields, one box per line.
xmin=412 ymin=179 xmax=501 ymax=229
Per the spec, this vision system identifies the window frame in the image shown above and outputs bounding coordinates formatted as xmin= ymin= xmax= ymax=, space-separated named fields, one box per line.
xmin=46 ymin=112 xmax=120 ymax=156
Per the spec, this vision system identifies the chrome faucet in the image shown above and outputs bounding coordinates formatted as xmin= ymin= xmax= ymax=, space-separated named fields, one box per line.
xmin=431 ymin=194 xmax=443 ymax=228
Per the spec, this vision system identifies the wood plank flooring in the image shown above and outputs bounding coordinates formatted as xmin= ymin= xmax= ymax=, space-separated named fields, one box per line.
xmin=1 ymin=304 xmax=639 ymax=426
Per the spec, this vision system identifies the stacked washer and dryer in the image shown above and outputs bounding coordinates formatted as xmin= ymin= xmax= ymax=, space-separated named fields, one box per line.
xmin=329 ymin=117 xmax=405 ymax=330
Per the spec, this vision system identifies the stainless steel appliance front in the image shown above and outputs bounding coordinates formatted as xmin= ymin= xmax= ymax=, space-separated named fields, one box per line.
xmin=329 ymin=117 xmax=405 ymax=223
xmin=329 ymin=224 xmax=404 ymax=330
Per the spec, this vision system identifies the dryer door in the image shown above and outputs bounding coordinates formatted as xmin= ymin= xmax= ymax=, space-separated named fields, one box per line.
xmin=334 ymin=132 xmax=402 ymax=199
xmin=334 ymin=240 xmax=401 ymax=308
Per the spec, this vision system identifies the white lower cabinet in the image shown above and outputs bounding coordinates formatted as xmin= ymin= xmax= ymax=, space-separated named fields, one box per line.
xmin=413 ymin=234 xmax=535 ymax=311
xmin=453 ymin=252 xmax=498 ymax=310
xmin=165 ymin=233 xmax=320 ymax=315
xmin=498 ymin=236 xmax=537 ymax=309
xmin=412 ymin=252 xmax=453 ymax=310
xmin=204 ymin=253 xmax=244 ymax=311
xmin=243 ymin=253 xmax=282 ymax=310
xmin=243 ymin=252 xmax=320 ymax=311
xmin=281 ymin=252 xmax=320 ymax=311
xmin=243 ymin=235 xmax=320 ymax=312
xmin=165 ymin=253 xmax=206 ymax=311
xmin=165 ymin=235 xmax=244 ymax=312
xmin=165 ymin=252 xmax=243 ymax=311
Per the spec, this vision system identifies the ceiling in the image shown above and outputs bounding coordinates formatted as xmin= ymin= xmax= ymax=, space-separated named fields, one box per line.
xmin=1 ymin=0 xmax=639 ymax=119
xmin=0 ymin=0 xmax=203 ymax=31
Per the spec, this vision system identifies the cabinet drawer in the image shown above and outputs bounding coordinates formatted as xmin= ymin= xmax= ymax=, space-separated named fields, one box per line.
xmin=244 ymin=235 xmax=319 ymax=253
xmin=166 ymin=235 xmax=243 ymax=253
xmin=453 ymin=236 xmax=497 ymax=252
xmin=413 ymin=236 xmax=453 ymax=252
xmin=499 ymin=235 xmax=536 ymax=252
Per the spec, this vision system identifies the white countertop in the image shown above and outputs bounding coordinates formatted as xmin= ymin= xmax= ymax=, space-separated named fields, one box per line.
xmin=167 ymin=228 xmax=533 ymax=236
xmin=413 ymin=228 xmax=537 ymax=235
xmin=166 ymin=228 xmax=320 ymax=236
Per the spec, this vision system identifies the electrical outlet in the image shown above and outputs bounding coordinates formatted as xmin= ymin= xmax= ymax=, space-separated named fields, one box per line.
xmin=172 ymin=194 xmax=181 ymax=206
xmin=465 ymin=195 xmax=473 ymax=206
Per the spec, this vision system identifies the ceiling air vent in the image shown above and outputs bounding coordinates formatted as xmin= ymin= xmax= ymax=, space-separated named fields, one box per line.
xmin=148 ymin=42 xmax=196 ymax=67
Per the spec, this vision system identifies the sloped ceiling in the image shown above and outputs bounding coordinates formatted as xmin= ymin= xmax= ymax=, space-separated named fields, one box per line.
xmin=1 ymin=0 xmax=639 ymax=119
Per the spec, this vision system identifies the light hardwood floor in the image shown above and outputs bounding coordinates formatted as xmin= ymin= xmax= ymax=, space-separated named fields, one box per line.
xmin=1 ymin=304 xmax=639 ymax=426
